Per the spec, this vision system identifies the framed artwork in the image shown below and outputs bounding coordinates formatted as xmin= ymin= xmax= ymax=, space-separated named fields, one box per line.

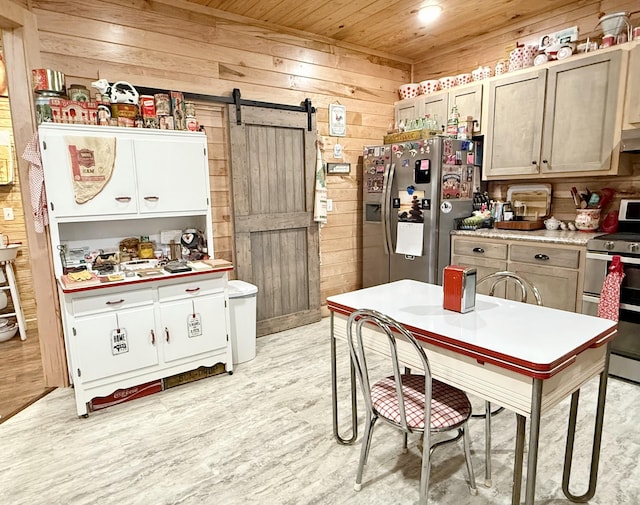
xmin=327 ymin=163 xmax=351 ymax=175
xmin=329 ymin=103 xmax=346 ymax=137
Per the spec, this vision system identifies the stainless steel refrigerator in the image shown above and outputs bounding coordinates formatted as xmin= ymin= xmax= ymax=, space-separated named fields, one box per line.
xmin=362 ymin=136 xmax=482 ymax=288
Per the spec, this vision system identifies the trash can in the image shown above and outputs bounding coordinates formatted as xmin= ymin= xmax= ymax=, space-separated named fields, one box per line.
xmin=227 ymin=280 xmax=258 ymax=364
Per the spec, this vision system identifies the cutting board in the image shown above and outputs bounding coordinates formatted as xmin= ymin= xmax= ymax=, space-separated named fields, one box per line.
xmin=495 ymin=219 xmax=544 ymax=230
xmin=506 ymin=184 xmax=552 ymax=220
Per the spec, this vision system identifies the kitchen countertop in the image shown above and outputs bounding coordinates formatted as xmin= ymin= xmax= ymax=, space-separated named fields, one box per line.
xmin=451 ymin=228 xmax=602 ymax=246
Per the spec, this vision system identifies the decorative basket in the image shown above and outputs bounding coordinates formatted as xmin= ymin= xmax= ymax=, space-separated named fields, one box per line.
xmin=454 ymin=217 xmax=494 ymax=231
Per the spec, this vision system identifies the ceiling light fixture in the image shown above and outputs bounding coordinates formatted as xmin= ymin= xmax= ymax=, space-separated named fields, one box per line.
xmin=418 ymin=4 xmax=442 ymax=23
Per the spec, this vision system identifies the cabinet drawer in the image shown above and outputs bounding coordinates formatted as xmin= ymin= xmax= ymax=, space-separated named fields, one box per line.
xmin=72 ymin=288 xmax=154 ymax=317
xmin=452 ymin=239 xmax=507 ymax=260
xmin=510 ymin=244 xmax=579 ymax=269
xmin=158 ymin=277 xmax=226 ymax=301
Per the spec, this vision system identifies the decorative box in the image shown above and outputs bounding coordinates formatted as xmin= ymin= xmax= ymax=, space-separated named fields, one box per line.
xmin=48 ymin=98 xmax=98 ymax=125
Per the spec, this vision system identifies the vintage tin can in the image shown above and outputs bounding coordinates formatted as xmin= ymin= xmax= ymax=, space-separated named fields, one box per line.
xmin=67 ymin=84 xmax=91 ymax=102
xmin=159 ymin=115 xmax=175 ymax=130
xmin=34 ymin=95 xmax=54 ymax=124
xmin=32 ymin=68 xmax=65 ymax=94
xmin=110 ymin=103 xmax=138 ymax=119
xmin=184 ymin=101 xmax=196 ymax=117
xmin=154 ymin=93 xmax=170 ymax=115
xmin=171 ymin=91 xmax=186 ymax=130
xmin=186 ymin=116 xmax=198 ymax=131
xmin=139 ymin=95 xmax=156 ymax=118
xmin=443 ymin=265 xmax=476 ymax=313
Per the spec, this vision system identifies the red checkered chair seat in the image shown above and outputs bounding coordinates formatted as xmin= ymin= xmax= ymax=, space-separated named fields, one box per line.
xmin=371 ymin=374 xmax=471 ymax=430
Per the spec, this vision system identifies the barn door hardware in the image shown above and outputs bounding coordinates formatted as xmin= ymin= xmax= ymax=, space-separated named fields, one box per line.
xmin=135 ymin=87 xmax=316 ymax=131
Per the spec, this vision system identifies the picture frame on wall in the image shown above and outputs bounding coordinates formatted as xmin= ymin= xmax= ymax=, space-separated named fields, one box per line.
xmin=329 ymin=103 xmax=346 ymax=137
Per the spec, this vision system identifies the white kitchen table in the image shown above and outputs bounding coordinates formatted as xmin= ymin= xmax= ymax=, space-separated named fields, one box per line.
xmin=327 ymin=279 xmax=617 ymax=505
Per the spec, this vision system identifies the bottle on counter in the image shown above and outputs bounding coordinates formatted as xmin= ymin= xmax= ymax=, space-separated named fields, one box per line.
xmin=447 ymin=105 xmax=459 ymax=137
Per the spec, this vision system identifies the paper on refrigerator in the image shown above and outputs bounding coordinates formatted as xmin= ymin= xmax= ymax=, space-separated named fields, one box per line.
xmin=395 ymin=222 xmax=424 ymax=256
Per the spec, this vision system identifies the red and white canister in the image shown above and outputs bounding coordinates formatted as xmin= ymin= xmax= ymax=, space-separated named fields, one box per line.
xmin=139 ymin=95 xmax=156 ymax=118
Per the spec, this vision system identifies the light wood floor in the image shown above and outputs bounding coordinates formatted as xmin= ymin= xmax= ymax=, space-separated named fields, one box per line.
xmin=1 ymin=318 xmax=639 ymax=505
xmin=0 ymin=326 xmax=50 ymax=423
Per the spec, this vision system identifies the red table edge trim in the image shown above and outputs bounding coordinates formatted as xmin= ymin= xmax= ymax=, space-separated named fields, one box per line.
xmin=328 ymin=302 xmax=617 ymax=380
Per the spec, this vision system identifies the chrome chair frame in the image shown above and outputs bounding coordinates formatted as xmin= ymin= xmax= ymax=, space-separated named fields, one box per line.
xmin=476 ymin=271 xmax=543 ymax=487
xmin=346 ymin=308 xmax=477 ymax=505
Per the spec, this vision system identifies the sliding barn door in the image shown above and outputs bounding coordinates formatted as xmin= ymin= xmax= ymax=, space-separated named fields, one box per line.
xmin=228 ymin=105 xmax=321 ymax=336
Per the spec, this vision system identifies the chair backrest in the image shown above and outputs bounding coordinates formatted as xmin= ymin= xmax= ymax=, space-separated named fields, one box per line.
xmin=477 ymin=271 xmax=543 ymax=306
xmin=346 ymin=308 xmax=432 ymax=432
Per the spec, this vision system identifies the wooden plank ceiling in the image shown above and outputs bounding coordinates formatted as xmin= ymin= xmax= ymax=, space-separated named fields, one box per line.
xmin=183 ymin=0 xmax=615 ymax=62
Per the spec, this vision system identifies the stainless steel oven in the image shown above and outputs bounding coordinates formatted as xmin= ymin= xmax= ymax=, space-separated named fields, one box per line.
xmin=584 ymin=198 xmax=640 ymax=384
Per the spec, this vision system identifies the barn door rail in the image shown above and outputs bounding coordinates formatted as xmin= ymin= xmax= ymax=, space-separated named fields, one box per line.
xmin=135 ymin=87 xmax=316 ymax=131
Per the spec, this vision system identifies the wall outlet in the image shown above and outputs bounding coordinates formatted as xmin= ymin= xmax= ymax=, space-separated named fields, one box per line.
xmin=3 ymin=208 xmax=14 ymax=221
xmin=326 ymin=199 xmax=333 ymax=212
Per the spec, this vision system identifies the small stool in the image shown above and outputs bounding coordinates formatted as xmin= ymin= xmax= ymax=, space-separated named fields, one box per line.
xmin=0 ymin=245 xmax=26 ymax=341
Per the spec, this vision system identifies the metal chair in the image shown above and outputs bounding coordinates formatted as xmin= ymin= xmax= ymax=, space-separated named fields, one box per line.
xmin=346 ymin=308 xmax=477 ymax=505
xmin=475 ymin=271 xmax=543 ymax=486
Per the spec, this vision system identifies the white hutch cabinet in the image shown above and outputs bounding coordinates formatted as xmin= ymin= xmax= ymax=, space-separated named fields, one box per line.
xmin=39 ymin=124 xmax=233 ymax=416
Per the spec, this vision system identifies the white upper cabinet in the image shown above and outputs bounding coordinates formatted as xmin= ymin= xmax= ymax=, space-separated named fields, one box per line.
xmin=133 ymin=135 xmax=209 ymax=214
xmin=484 ymin=48 xmax=629 ymax=179
xmin=39 ymin=124 xmax=210 ymax=219
xmin=624 ymin=42 xmax=640 ymax=127
xmin=40 ymin=126 xmax=138 ymax=217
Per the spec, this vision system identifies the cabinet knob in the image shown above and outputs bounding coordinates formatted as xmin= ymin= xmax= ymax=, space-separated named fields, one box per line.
xmin=115 ymin=196 xmax=132 ymax=202
xmin=534 ymin=253 xmax=550 ymax=261
xmin=531 ymin=161 xmax=537 ymax=165
xmin=472 ymin=247 xmax=485 ymax=254
xmin=542 ymin=160 xmax=548 ymax=164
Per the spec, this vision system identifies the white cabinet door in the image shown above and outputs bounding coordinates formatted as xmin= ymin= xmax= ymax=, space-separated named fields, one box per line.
xmin=71 ymin=305 xmax=158 ymax=383
xmin=450 ymin=84 xmax=483 ymax=133
xmin=484 ymin=69 xmax=547 ymax=178
xmin=134 ymin=136 xmax=209 ymax=214
xmin=541 ymin=50 xmax=622 ymax=174
xmin=395 ymin=97 xmax=422 ymax=125
xmin=158 ymin=292 xmax=228 ymax=363
xmin=40 ymin=128 xmax=137 ymax=218
xmin=422 ymin=90 xmax=449 ymax=131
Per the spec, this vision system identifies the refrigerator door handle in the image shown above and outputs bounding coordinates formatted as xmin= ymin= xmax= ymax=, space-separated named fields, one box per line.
xmin=382 ymin=162 xmax=395 ymax=255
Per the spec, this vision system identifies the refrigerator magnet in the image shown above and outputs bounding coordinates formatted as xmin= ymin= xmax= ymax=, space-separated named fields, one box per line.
xmin=467 ymin=152 xmax=475 ymax=164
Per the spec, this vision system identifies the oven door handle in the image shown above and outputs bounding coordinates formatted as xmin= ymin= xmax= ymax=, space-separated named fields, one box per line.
xmin=587 ymin=252 xmax=640 ymax=265
xmin=582 ymin=294 xmax=640 ymax=314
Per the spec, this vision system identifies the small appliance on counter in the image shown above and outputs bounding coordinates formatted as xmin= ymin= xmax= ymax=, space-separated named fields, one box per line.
xmin=180 ymin=228 xmax=207 ymax=260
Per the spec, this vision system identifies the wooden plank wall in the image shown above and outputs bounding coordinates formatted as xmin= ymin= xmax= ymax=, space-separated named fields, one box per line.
xmin=412 ymin=0 xmax=640 ymax=228
xmin=0 ymin=96 xmax=36 ymax=323
xmin=414 ymin=0 xmax=640 ymax=81
xmin=3 ymin=0 xmax=640 ymax=327
xmin=25 ymin=0 xmax=409 ymax=314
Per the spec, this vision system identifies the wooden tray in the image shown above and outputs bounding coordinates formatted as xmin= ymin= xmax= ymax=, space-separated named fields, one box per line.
xmin=494 ymin=219 xmax=544 ymax=230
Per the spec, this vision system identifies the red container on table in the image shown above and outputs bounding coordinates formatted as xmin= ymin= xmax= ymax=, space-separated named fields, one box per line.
xmin=443 ymin=265 xmax=476 ymax=313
